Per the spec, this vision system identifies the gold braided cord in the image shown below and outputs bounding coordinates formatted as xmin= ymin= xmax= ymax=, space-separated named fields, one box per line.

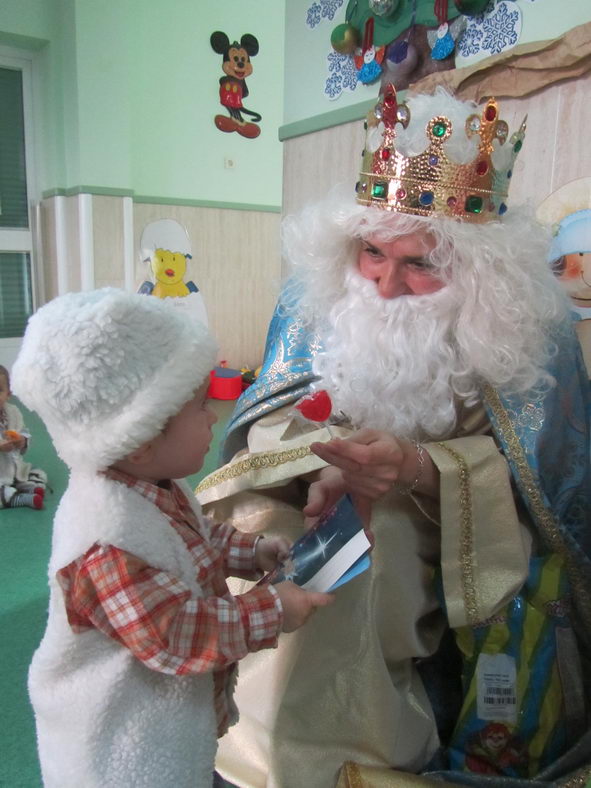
xmin=435 ymin=441 xmax=479 ymax=626
xmin=195 ymin=445 xmax=313 ymax=495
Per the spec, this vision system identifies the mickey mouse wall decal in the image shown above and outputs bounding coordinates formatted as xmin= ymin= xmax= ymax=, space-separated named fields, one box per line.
xmin=210 ymin=31 xmax=262 ymax=139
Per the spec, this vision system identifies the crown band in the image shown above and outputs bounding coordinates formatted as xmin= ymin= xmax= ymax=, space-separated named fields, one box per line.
xmin=355 ymin=86 xmax=526 ymax=224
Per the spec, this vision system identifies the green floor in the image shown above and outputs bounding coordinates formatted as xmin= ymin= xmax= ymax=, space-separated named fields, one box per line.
xmin=1 ymin=396 xmax=235 ymax=787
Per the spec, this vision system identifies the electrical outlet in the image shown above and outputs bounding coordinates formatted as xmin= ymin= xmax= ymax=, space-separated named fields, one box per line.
xmin=224 ymin=157 xmax=235 ymax=169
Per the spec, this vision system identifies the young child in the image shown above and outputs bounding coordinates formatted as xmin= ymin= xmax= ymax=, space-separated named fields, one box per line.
xmin=11 ymin=288 xmax=333 ymax=788
xmin=0 ymin=364 xmax=47 ymax=509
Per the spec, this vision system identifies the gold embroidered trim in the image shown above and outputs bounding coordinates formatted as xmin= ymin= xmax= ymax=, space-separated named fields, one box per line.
xmin=436 ymin=441 xmax=479 ymax=625
xmin=195 ymin=445 xmax=313 ymax=494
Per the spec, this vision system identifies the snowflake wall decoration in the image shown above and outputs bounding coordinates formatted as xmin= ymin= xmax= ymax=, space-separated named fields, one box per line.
xmin=306 ymin=0 xmax=345 ymax=29
xmin=324 ymin=49 xmax=359 ymax=99
xmin=457 ymin=0 xmax=522 ymax=59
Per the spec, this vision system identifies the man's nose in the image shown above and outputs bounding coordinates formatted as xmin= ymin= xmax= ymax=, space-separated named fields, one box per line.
xmin=376 ymin=259 xmax=407 ymax=299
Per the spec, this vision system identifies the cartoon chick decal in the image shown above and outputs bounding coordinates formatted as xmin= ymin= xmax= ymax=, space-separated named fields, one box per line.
xmin=145 ymin=248 xmax=197 ymax=298
xmin=138 ymin=219 xmax=208 ymax=326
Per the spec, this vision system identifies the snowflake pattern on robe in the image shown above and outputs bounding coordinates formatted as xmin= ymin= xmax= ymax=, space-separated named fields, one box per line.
xmin=324 ymin=50 xmax=359 ymax=99
xmin=306 ymin=0 xmax=345 ymax=28
xmin=457 ymin=0 xmax=522 ymax=59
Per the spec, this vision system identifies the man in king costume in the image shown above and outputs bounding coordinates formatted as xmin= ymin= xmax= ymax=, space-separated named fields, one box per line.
xmin=197 ymin=87 xmax=591 ymax=787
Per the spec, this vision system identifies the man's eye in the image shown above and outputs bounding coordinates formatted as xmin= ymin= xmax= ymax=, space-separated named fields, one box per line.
xmin=407 ymin=259 xmax=434 ymax=272
xmin=363 ymin=246 xmax=381 ymax=257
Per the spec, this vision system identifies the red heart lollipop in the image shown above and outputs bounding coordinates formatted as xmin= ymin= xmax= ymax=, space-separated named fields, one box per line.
xmin=295 ymin=390 xmax=332 ymax=423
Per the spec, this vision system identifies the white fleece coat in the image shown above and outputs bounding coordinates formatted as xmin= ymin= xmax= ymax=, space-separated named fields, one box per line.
xmin=29 ymin=472 xmax=218 ymax=788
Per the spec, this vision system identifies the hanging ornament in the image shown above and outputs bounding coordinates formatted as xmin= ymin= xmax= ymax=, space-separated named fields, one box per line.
xmin=383 ymin=38 xmax=419 ymax=81
xmin=331 ymin=22 xmax=360 ymax=55
xmin=354 ymin=16 xmax=385 ymax=84
xmin=453 ymin=0 xmax=489 ymax=15
xmin=381 ymin=0 xmax=418 ymax=86
xmin=427 ymin=3 xmax=467 ymax=61
xmin=368 ymin=0 xmax=400 ymax=17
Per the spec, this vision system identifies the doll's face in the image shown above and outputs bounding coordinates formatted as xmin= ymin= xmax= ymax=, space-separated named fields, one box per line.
xmin=554 ymin=252 xmax=591 ymax=308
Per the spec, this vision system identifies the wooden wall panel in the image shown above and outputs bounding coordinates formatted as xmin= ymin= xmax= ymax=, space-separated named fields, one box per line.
xmin=93 ymin=195 xmax=125 ymax=290
xmin=39 ymin=199 xmax=58 ymax=301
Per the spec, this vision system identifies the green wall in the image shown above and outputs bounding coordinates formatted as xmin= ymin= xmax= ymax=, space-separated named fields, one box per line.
xmin=0 ymin=0 xmax=285 ymax=209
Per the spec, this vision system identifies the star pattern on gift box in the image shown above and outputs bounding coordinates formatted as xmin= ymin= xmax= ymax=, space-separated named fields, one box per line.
xmin=324 ymin=49 xmax=359 ymax=99
xmin=306 ymin=0 xmax=345 ymax=29
xmin=457 ymin=0 xmax=522 ymax=59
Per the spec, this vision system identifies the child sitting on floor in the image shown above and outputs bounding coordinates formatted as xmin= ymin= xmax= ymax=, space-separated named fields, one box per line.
xmin=0 ymin=364 xmax=47 ymax=509
xmin=12 ymin=289 xmax=333 ymax=788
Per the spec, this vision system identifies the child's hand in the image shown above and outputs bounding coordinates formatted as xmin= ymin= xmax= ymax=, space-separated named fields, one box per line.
xmin=1 ymin=430 xmax=25 ymax=452
xmin=302 ymin=465 xmax=347 ymax=529
xmin=274 ymin=581 xmax=334 ymax=633
xmin=255 ymin=536 xmax=291 ymax=572
xmin=303 ymin=465 xmax=374 ymax=549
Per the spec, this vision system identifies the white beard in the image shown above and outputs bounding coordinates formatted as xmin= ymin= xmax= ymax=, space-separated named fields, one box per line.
xmin=312 ymin=269 xmax=473 ymax=440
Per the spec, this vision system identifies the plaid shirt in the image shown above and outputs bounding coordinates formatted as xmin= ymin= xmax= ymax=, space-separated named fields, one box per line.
xmin=56 ymin=468 xmax=282 ymax=736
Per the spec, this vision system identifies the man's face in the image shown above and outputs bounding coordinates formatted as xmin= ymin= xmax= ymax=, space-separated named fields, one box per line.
xmin=357 ymin=231 xmax=444 ymax=298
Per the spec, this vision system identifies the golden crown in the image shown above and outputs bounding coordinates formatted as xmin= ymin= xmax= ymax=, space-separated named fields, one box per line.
xmin=355 ymin=85 xmax=527 ymax=224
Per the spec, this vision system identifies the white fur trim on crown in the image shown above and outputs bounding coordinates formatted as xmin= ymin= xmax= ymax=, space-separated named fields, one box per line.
xmin=11 ymin=288 xmax=217 ymax=470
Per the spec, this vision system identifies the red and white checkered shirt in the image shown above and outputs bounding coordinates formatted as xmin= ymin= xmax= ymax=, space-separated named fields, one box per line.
xmin=56 ymin=468 xmax=282 ymax=736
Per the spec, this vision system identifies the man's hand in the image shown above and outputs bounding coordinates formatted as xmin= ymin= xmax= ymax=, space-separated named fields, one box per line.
xmin=274 ymin=581 xmax=334 ymax=632
xmin=310 ymin=429 xmax=439 ymax=500
xmin=255 ymin=536 xmax=292 ymax=572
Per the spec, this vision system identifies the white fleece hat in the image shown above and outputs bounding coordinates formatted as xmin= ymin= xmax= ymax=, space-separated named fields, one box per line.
xmin=11 ymin=288 xmax=217 ymax=470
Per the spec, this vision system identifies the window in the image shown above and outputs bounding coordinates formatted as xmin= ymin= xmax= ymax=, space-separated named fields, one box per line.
xmin=0 ymin=49 xmax=37 ymax=349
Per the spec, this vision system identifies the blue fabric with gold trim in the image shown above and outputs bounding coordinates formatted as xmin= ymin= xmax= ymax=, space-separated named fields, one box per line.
xmin=221 ymin=297 xmax=591 ymax=784
xmin=481 ymin=318 xmax=591 ymax=639
xmin=221 ymin=296 xmax=320 ymax=463
xmin=223 ymin=299 xmax=591 ymax=621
